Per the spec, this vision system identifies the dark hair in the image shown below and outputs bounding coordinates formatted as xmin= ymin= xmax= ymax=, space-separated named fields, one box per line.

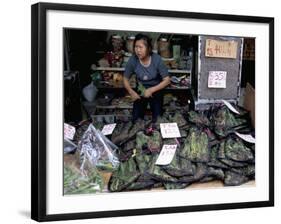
xmin=133 ymin=33 xmax=153 ymax=56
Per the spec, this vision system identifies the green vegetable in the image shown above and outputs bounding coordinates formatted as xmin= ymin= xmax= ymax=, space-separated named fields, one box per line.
xmin=64 ymin=164 xmax=104 ymax=195
xmin=137 ymin=82 xmax=146 ymax=97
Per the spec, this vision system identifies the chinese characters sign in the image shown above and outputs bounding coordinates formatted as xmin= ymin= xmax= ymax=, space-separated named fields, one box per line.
xmin=208 ymin=71 xmax=227 ymax=88
xmin=205 ymin=39 xmax=238 ymax=59
xmin=155 ymin=145 xmax=177 ymax=165
xmin=160 ymin=123 xmax=181 ymax=138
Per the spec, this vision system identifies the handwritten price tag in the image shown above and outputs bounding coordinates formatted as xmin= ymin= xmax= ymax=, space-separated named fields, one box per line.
xmin=64 ymin=123 xmax=76 ymax=140
xmin=155 ymin=145 xmax=177 ymax=165
xmin=101 ymin=123 xmax=116 ymax=135
xmin=160 ymin=123 xmax=181 ymax=138
xmin=208 ymin=71 xmax=227 ymax=88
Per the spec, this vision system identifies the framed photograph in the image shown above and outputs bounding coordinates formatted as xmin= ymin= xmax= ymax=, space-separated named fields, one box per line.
xmin=31 ymin=2 xmax=274 ymax=222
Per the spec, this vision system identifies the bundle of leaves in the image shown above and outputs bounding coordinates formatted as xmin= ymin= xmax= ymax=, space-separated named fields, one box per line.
xmin=111 ymin=121 xmax=132 ymax=145
xmin=64 ymin=163 xmax=104 ymax=195
xmin=126 ymin=153 xmax=157 ymax=190
xmin=108 ymin=157 xmax=140 ymax=192
xmin=168 ymin=112 xmax=187 ymax=127
xmin=180 ymin=128 xmax=210 ymax=163
xmin=162 ymin=152 xmax=194 ymax=177
xmin=188 ymin=110 xmax=210 ymax=127
xmin=210 ymin=105 xmax=249 ymax=137
xmin=136 ymin=131 xmax=162 ymax=153
xmin=147 ymin=155 xmax=178 ymax=183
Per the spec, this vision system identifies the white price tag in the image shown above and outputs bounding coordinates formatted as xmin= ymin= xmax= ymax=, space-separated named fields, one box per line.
xmin=235 ymin=132 xmax=256 ymax=143
xmin=222 ymin=100 xmax=240 ymax=114
xmin=101 ymin=123 xmax=116 ymax=135
xmin=155 ymin=145 xmax=177 ymax=165
xmin=160 ymin=123 xmax=181 ymax=138
xmin=208 ymin=71 xmax=227 ymax=88
xmin=64 ymin=123 xmax=76 ymax=140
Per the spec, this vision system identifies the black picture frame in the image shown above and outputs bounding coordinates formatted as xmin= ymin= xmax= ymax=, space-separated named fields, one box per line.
xmin=31 ymin=2 xmax=274 ymax=222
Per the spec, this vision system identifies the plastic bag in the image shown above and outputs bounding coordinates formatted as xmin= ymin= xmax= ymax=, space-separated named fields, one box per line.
xmin=82 ymin=81 xmax=98 ymax=102
xmin=64 ymin=138 xmax=77 ymax=154
xmin=78 ymin=124 xmax=120 ymax=172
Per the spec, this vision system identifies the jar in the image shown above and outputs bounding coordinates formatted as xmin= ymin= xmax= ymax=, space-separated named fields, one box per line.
xmin=111 ymin=35 xmax=123 ymax=52
xmin=172 ymin=45 xmax=181 ymax=61
xmin=158 ymin=38 xmax=171 ymax=58
xmin=126 ymin=35 xmax=135 ymax=53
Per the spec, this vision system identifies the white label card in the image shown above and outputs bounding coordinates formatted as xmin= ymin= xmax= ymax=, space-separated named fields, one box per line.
xmin=160 ymin=123 xmax=181 ymax=138
xmin=222 ymin=100 xmax=240 ymax=114
xmin=101 ymin=123 xmax=117 ymax=135
xmin=64 ymin=123 xmax=76 ymax=140
xmin=235 ymin=132 xmax=256 ymax=143
xmin=155 ymin=145 xmax=177 ymax=165
xmin=208 ymin=71 xmax=227 ymax=88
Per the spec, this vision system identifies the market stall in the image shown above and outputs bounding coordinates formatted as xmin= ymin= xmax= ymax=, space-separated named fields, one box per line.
xmin=63 ymin=30 xmax=255 ymax=195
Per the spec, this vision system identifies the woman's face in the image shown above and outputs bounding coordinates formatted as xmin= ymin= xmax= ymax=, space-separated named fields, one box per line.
xmin=134 ymin=39 xmax=148 ymax=60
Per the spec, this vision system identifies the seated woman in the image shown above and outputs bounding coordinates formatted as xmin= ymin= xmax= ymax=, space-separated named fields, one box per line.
xmin=123 ymin=33 xmax=170 ymax=123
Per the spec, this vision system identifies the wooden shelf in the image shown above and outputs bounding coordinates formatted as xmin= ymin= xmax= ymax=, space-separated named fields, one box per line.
xmin=92 ymin=67 xmax=191 ymax=74
xmin=96 ymin=105 xmax=133 ymax=109
xmin=166 ymin=86 xmax=191 ymax=90
xmin=96 ymin=81 xmax=136 ymax=89
xmin=92 ymin=67 xmax=125 ymax=71
xmin=168 ymin=69 xmax=191 ymax=74
xmin=96 ymin=85 xmax=190 ymax=90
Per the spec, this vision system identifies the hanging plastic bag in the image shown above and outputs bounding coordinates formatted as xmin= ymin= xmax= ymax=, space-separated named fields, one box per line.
xmin=82 ymin=81 xmax=98 ymax=102
xmin=78 ymin=124 xmax=120 ymax=172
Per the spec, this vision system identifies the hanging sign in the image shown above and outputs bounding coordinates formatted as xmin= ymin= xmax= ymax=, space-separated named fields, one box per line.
xmin=160 ymin=123 xmax=181 ymax=138
xmin=208 ymin=71 xmax=227 ymax=88
xmin=155 ymin=145 xmax=177 ymax=165
xmin=205 ymin=39 xmax=238 ymax=58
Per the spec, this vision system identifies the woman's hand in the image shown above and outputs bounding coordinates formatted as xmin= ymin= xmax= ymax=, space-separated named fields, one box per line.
xmin=144 ymin=77 xmax=170 ymax=97
xmin=144 ymin=88 xmax=153 ymax=98
xmin=130 ymin=90 xmax=141 ymax=101
xmin=123 ymin=77 xmax=141 ymax=101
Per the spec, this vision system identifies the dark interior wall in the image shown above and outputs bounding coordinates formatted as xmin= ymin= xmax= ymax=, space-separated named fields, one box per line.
xmin=241 ymin=38 xmax=255 ymax=88
xmin=64 ymin=29 xmax=199 ymax=86
xmin=64 ymin=29 xmax=108 ymax=87
xmin=241 ymin=60 xmax=255 ymax=88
